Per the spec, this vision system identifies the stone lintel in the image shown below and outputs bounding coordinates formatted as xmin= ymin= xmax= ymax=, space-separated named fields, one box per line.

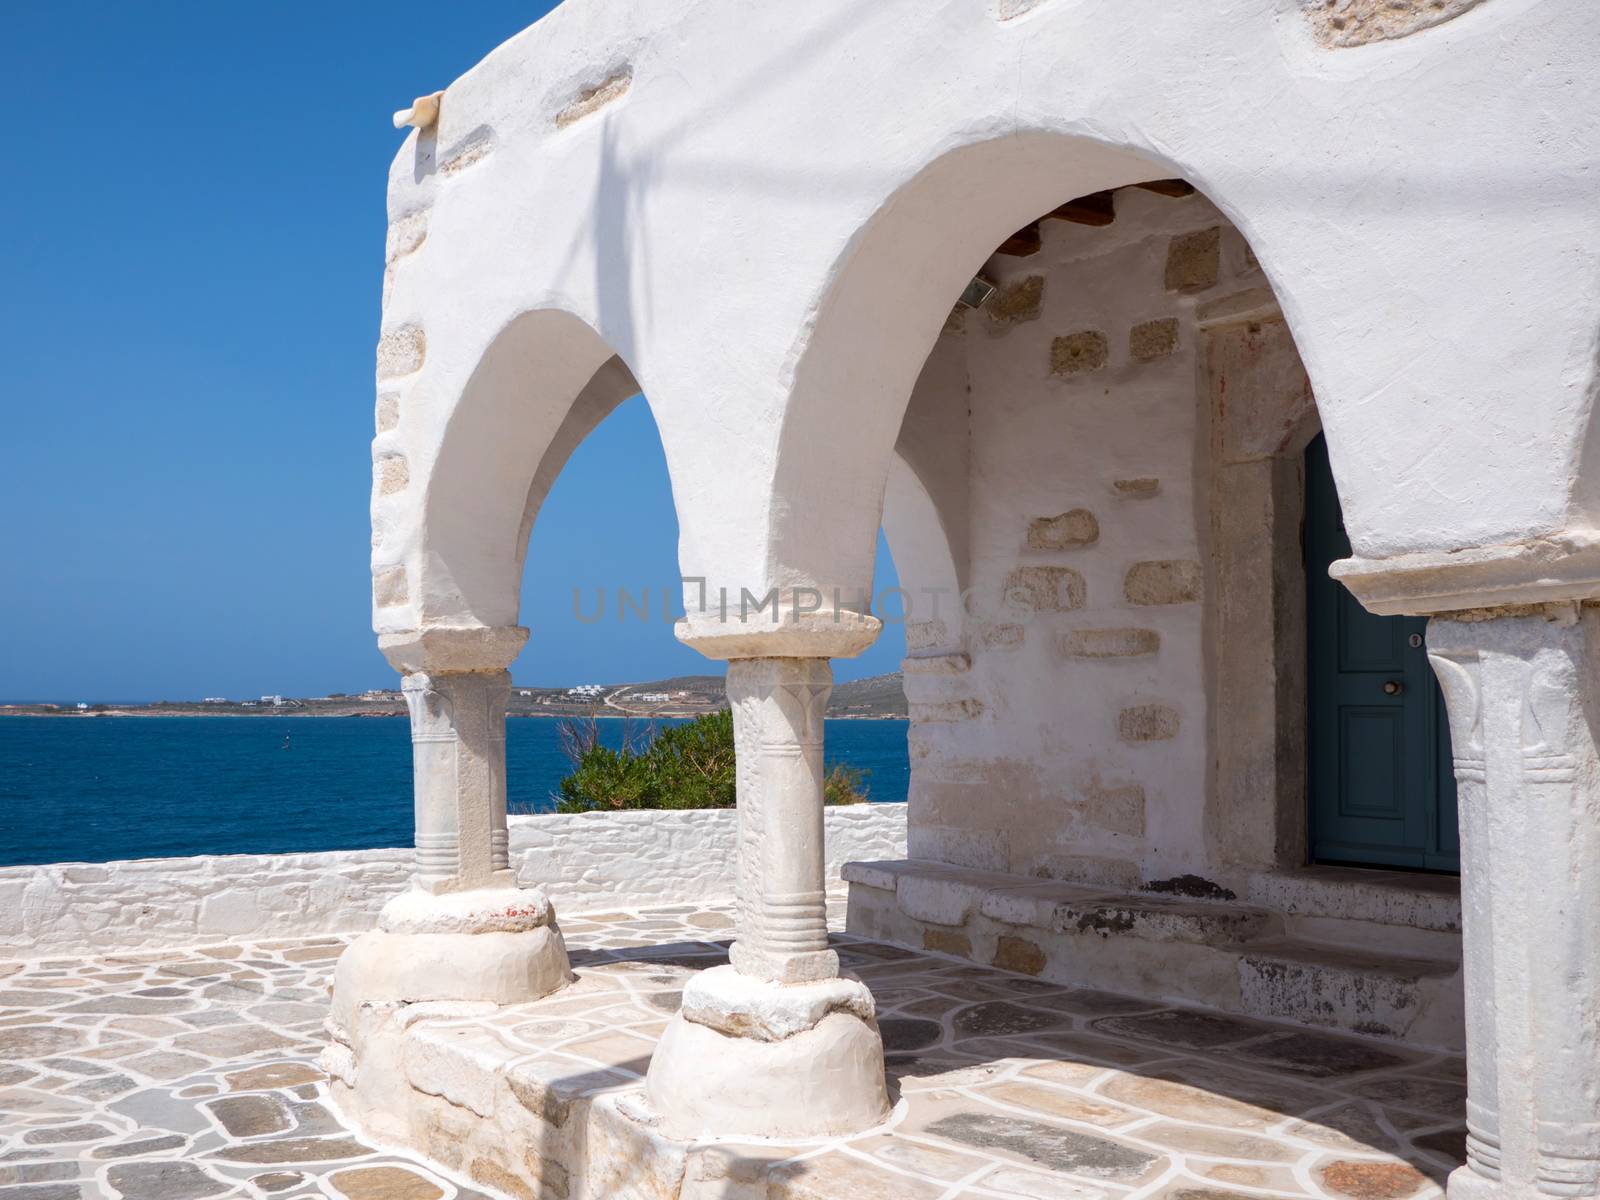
xmin=675 ymin=609 xmax=881 ymax=660
xmin=378 ymin=625 xmax=529 ymax=674
xmin=1330 ymin=531 xmax=1600 ymax=617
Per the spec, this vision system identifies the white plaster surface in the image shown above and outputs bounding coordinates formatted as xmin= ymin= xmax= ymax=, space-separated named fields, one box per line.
xmin=0 ymin=802 xmax=906 ymax=955
xmin=372 ymin=0 xmax=1600 ymax=644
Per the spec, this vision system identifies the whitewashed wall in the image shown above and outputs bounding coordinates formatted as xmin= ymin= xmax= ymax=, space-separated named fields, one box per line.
xmin=0 ymin=803 xmax=906 ymax=956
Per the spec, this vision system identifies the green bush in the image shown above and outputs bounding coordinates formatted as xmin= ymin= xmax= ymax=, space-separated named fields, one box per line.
xmin=553 ymin=709 xmax=869 ymax=812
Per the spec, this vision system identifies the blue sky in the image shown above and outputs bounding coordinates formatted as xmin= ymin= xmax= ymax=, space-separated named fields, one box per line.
xmin=1 ymin=3 xmax=903 ymax=703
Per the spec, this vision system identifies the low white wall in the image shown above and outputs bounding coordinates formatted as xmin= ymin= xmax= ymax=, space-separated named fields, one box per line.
xmin=0 ymin=803 xmax=907 ymax=956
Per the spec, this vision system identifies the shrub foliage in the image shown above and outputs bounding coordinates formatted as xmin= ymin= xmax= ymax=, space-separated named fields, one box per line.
xmin=553 ymin=709 xmax=868 ymax=812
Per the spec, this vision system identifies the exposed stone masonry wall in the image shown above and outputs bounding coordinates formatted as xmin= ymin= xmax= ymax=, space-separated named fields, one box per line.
xmin=0 ymin=802 xmax=906 ymax=956
xmin=900 ymin=184 xmax=1275 ymax=890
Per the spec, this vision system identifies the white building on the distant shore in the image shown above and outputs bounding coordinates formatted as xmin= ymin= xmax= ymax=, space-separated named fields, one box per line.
xmin=201 ymin=697 xmax=228 ymax=704
xmin=565 ymin=684 xmax=604 ymax=698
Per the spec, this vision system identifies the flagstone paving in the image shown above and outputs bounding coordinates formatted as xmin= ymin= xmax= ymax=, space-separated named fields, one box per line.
xmin=0 ymin=896 xmax=1466 ymax=1199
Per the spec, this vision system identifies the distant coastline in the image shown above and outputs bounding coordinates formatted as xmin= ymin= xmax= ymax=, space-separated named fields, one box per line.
xmin=0 ymin=672 xmax=908 ymax=722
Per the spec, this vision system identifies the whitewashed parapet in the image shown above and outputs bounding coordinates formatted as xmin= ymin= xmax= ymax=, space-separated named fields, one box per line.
xmin=0 ymin=803 xmax=906 ymax=956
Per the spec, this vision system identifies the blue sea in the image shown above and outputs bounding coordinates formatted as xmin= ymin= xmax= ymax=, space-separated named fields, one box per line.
xmin=0 ymin=716 xmax=909 ymax=868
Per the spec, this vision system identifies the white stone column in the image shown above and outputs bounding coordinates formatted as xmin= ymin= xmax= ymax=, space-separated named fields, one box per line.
xmin=1430 ymin=606 xmax=1600 ymax=1200
xmin=727 ymin=657 xmax=837 ymax=983
xmin=402 ymin=668 xmax=514 ymax=892
xmin=327 ymin=626 xmax=571 ymax=1119
xmin=646 ymin=612 xmax=889 ymax=1139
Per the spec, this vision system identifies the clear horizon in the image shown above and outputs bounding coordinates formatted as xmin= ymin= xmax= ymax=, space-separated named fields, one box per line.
xmin=2 ymin=3 xmax=905 ymax=702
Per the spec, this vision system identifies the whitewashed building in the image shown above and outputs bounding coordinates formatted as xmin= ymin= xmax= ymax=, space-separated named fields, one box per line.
xmin=337 ymin=2 xmax=1600 ymax=1197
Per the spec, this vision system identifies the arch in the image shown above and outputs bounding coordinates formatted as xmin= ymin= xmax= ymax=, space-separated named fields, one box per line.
xmin=768 ymin=133 xmax=1234 ymax=608
xmin=411 ymin=307 xmax=665 ymax=631
xmin=881 ymin=454 xmax=961 ymax=655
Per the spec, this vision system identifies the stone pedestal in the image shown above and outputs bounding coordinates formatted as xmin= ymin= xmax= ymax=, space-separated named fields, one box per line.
xmin=1429 ymin=606 xmax=1600 ymax=1200
xmin=645 ymin=650 xmax=890 ymax=1139
xmin=327 ymin=626 xmax=571 ymax=1128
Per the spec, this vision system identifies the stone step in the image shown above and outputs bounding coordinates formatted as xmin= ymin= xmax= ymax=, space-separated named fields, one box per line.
xmin=844 ymin=858 xmax=1465 ymax=1048
xmin=1233 ymin=936 xmax=1463 ymax=1046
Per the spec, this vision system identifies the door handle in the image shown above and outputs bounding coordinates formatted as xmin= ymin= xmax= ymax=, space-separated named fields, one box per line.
xmin=1383 ymin=680 xmax=1404 ymax=696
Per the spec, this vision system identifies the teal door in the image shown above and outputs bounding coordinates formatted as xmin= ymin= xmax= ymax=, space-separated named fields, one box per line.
xmin=1305 ymin=434 xmax=1459 ymax=872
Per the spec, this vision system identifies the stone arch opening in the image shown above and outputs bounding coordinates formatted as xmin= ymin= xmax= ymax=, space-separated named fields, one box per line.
xmin=846 ymin=171 xmax=1464 ymax=1046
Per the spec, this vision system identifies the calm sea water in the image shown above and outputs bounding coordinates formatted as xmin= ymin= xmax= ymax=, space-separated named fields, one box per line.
xmin=0 ymin=716 xmax=909 ymax=868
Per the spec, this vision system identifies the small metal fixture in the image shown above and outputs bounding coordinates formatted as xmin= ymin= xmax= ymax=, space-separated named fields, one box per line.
xmin=1408 ymin=633 xmax=1423 ymax=648
xmin=958 ymin=274 xmax=998 ymax=310
xmin=1383 ymin=680 xmax=1405 ymax=696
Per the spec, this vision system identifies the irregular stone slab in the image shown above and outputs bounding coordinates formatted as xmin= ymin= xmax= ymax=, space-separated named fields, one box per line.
xmin=926 ymin=1110 xmax=1160 ymax=1179
xmin=878 ymin=1018 xmax=942 ymax=1052
xmin=110 ymin=1088 xmax=213 ymax=1134
xmin=1319 ymin=1159 xmax=1431 ymax=1199
xmin=769 ymin=1150 xmax=947 ymax=1198
xmin=953 ymin=1001 xmax=1066 ymax=1038
xmin=206 ymin=1094 xmax=291 ymax=1138
xmin=22 ymin=1124 xmax=114 ymax=1145
xmin=0 ymin=1184 xmax=81 ymax=1200
xmin=329 ymin=1165 xmax=445 ymax=1199
xmin=121 ymin=1051 xmax=210 ymax=1082
xmin=979 ymin=1081 xmax=1135 ymax=1127
xmin=0 ymin=1161 xmax=77 ymax=1184
xmin=90 ymin=1135 xmax=189 ymax=1159
xmin=249 ymin=1173 xmax=305 ymax=1194
xmin=0 ymin=1026 xmax=85 ymax=1058
xmin=985 ymin=1164 xmax=1115 ymax=1198
xmin=1091 ymin=1009 xmax=1274 ymax=1049
xmin=1352 ymin=1075 xmax=1467 ymax=1115
xmin=209 ymin=1135 xmax=369 ymax=1164
xmin=1230 ymin=1031 xmax=1411 ymax=1078
xmin=225 ymin=1061 xmax=324 ymax=1091
xmin=105 ymin=1160 xmax=230 ymax=1200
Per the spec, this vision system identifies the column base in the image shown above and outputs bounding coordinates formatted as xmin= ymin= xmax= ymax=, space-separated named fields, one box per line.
xmin=643 ymin=964 xmax=890 ymax=1139
xmin=330 ymin=886 xmax=572 ymax=1031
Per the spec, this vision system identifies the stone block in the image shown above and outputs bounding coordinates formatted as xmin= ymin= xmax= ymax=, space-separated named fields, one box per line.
xmin=1124 ymin=560 xmax=1202 ymax=605
xmin=375 ymin=391 xmax=400 ymax=434
xmin=376 ymin=325 xmax=426 ymax=380
xmin=1004 ymin=566 xmax=1086 ymax=613
xmin=1196 ymin=287 xmax=1280 ymax=328
xmin=993 ymin=935 xmax=1046 ymax=976
xmin=1057 ymin=628 xmax=1160 ymax=659
xmin=1080 ymin=777 xmax=1147 ymax=836
xmin=986 ymin=275 xmax=1045 ymax=331
xmin=1164 ymin=228 xmax=1220 ymax=293
xmin=375 ymin=455 xmax=410 ymax=496
xmin=384 ymin=211 xmax=429 ymax=265
xmin=1027 ymin=509 xmax=1099 ymax=550
xmin=1118 ymin=704 xmax=1180 ymax=742
xmin=1111 ymin=477 xmax=1160 ymax=499
xmin=1129 ymin=317 xmax=1179 ymax=361
xmin=1301 ymin=0 xmax=1487 ymax=47
xmin=1050 ymin=330 xmax=1109 ymax=376
xmin=372 ymin=566 xmax=409 ymax=609
xmin=977 ymin=622 xmax=1024 ymax=649
xmin=923 ymin=928 xmax=972 ymax=957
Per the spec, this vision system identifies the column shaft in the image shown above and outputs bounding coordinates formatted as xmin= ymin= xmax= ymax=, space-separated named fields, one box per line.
xmin=1431 ymin=608 xmax=1600 ymax=1200
xmin=726 ymin=657 xmax=837 ymax=983
xmin=401 ymin=668 xmax=514 ymax=894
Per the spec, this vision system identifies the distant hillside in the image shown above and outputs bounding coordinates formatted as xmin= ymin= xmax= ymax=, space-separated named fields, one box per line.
xmin=5 ymin=672 xmax=907 ymax=720
xmin=828 ymin=673 xmax=907 ymax=718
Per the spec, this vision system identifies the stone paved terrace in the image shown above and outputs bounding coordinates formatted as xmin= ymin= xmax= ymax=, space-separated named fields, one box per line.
xmin=0 ymin=896 xmax=1467 ymax=1200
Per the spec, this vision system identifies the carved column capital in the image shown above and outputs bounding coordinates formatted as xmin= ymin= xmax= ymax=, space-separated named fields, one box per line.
xmin=379 ymin=624 xmax=528 ymax=674
xmin=1428 ymin=607 xmax=1600 ymax=1200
